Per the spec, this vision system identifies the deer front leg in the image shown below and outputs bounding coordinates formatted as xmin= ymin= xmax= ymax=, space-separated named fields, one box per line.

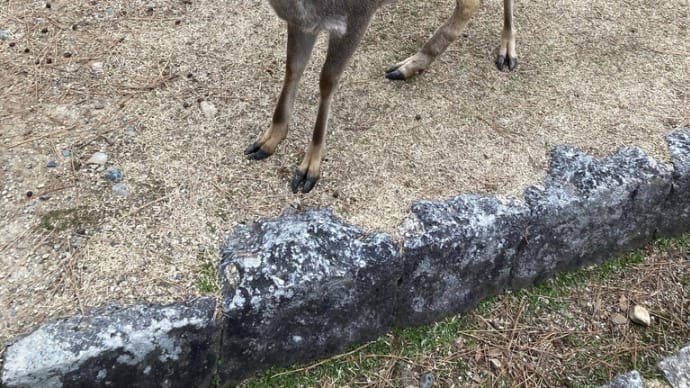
xmin=291 ymin=15 xmax=374 ymax=193
xmin=496 ymin=0 xmax=517 ymax=71
xmin=245 ymin=24 xmax=317 ymax=160
xmin=385 ymin=0 xmax=480 ymax=80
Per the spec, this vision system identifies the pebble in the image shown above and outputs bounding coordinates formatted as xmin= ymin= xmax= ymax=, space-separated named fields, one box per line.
xmin=61 ymin=149 xmax=71 ymax=157
xmin=47 ymin=158 xmax=57 ymax=168
xmin=86 ymin=151 xmax=108 ymax=165
xmin=112 ymin=183 xmax=129 ymax=198
xmin=489 ymin=358 xmax=502 ymax=370
xmin=200 ymin=101 xmax=218 ymax=118
xmin=418 ymin=372 xmax=433 ymax=388
xmin=611 ymin=313 xmax=628 ymax=325
xmin=630 ymin=305 xmax=651 ymax=327
xmin=104 ymin=6 xmax=114 ymax=17
xmin=0 ymin=30 xmax=9 ymax=40
xmin=125 ymin=126 xmax=136 ymax=135
xmin=104 ymin=168 xmax=123 ymax=182
xmin=91 ymin=61 xmax=104 ymax=73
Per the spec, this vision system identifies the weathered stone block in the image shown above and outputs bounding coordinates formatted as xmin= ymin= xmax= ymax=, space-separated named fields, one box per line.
xmin=398 ymin=195 xmax=530 ymax=327
xmin=601 ymin=370 xmax=643 ymax=388
xmin=658 ymin=129 xmax=690 ymax=237
xmin=658 ymin=343 xmax=690 ymax=387
xmin=218 ymin=208 xmax=400 ymax=384
xmin=514 ymin=146 xmax=673 ymax=288
xmin=0 ymin=298 xmax=217 ymax=388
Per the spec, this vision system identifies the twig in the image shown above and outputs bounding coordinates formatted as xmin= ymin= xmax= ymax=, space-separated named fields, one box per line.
xmin=123 ymin=194 xmax=171 ymax=218
xmin=506 ymin=298 xmax=527 ymax=352
xmin=8 ymin=125 xmax=79 ymax=148
xmin=270 ymin=341 xmax=374 ymax=378
xmin=0 ymin=225 xmax=38 ymax=253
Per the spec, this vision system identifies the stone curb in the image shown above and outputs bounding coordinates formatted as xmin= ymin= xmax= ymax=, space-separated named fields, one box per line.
xmin=2 ymin=129 xmax=689 ymax=387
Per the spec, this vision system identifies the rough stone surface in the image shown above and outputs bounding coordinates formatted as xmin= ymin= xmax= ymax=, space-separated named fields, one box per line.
xmin=218 ymin=208 xmax=400 ymax=384
xmin=0 ymin=298 xmax=217 ymax=388
xmin=658 ymin=344 xmax=690 ymax=387
xmin=658 ymin=129 xmax=690 ymax=237
xmin=601 ymin=370 xmax=644 ymax=388
xmin=398 ymin=195 xmax=530 ymax=326
xmin=514 ymin=146 xmax=673 ymax=288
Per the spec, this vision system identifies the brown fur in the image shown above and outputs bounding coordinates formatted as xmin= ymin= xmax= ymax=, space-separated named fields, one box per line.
xmin=245 ymin=0 xmax=517 ymax=193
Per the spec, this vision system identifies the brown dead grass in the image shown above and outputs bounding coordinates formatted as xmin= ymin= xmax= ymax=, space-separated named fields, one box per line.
xmin=0 ymin=0 xmax=688 ymax=378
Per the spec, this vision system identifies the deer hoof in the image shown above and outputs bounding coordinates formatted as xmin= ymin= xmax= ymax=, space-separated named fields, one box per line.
xmin=244 ymin=142 xmax=271 ymax=160
xmin=385 ymin=68 xmax=406 ymax=81
xmin=508 ymin=57 xmax=517 ymax=71
xmin=291 ymin=170 xmax=319 ymax=194
xmin=496 ymin=55 xmax=517 ymax=71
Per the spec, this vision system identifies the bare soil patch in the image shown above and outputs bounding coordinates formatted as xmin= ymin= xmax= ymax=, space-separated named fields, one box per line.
xmin=1 ymin=0 xmax=688 ymax=370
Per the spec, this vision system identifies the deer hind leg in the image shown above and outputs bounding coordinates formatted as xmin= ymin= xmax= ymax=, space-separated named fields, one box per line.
xmin=245 ymin=24 xmax=317 ymax=160
xmin=496 ymin=0 xmax=517 ymax=71
xmin=291 ymin=15 xmax=375 ymax=193
xmin=385 ymin=0 xmax=481 ymax=80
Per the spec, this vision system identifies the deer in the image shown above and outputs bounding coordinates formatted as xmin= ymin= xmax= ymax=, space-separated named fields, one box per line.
xmin=245 ymin=0 xmax=517 ymax=193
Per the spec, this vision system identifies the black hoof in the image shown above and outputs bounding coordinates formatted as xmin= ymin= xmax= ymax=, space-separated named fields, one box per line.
xmin=244 ymin=142 xmax=271 ymax=160
xmin=508 ymin=57 xmax=517 ymax=71
xmin=302 ymin=175 xmax=319 ymax=193
xmin=385 ymin=65 xmax=399 ymax=74
xmin=291 ymin=170 xmax=319 ymax=194
xmin=385 ymin=69 xmax=405 ymax=81
xmin=497 ymin=55 xmax=517 ymax=71
xmin=496 ymin=55 xmax=505 ymax=71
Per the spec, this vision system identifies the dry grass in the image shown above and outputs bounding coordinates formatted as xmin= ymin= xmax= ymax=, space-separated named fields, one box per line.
xmin=0 ymin=0 xmax=688 ymax=381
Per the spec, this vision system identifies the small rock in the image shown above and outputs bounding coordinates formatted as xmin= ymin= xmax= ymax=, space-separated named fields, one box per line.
xmin=0 ymin=30 xmax=9 ymax=40
xmin=90 ymin=61 xmax=104 ymax=73
xmin=112 ymin=183 xmax=129 ymax=198
xmin=47 ymin=158 xmax=57 ymax=168
xmin=85 ymin=151 xmax=108 ymax=165
xmin=125 ymin=126 xmax=136 ymax=135
xmin=93 ymin=101 xmax=105 ymax=110
xmin=611 ymin=313 xmax=628 ymax=325
xmin=61 ymin=149 xmax=71 ymax=157
xmin=489 ymin=358 xmax=502 ymax=371
xmin=200 ymin=101 xmax=217 ymax=118
xmin=419 ymin=371 xmax=433 ymax=388
xmin=104 ymin=168 xmax=123 ymax=182
xmin=685 ymin=254 xmax=690 ymax=261
xmin=104 ymin=6 xmax=114 ymax=17
xmin=630 ymin=305 xmax=651 ymax=327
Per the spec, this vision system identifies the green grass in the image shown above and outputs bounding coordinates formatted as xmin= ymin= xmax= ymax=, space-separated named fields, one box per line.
xmin=195 ymin=248 xmax=220 ymax=294
xmin=39 ymin=206 xmax=96 ymax=231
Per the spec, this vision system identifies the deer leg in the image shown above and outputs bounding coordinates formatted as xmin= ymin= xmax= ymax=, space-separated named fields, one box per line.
xmin=496 ymin=0 xmax=517 ymax=71
xmin=245 ymin=24 xmax=317 ymax=160
xmin=291 ymin=16 xmax=374 ymax=193
xmin=386 ymin=0 xmax=481 ymax=80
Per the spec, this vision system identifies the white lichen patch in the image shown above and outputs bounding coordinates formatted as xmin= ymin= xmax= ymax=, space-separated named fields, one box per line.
xmin=1 ymin=303 xmax=211 ymax=386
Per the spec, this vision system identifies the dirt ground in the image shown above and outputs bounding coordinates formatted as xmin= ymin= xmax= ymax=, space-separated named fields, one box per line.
xmin=0 ymin=0 xmax=688 ymax=367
